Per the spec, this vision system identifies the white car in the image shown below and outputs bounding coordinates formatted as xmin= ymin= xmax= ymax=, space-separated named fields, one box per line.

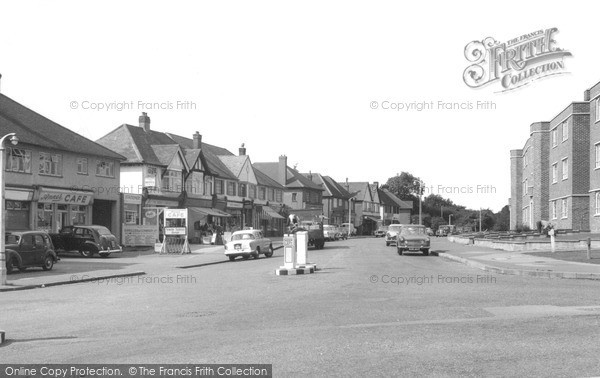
xmin=385 ymin=224 xmax=403 ymax=246
xmin=323 ymin=225 xmax=339 ymax=241
xmin=224 ymin=229 xmax=274 ymax=261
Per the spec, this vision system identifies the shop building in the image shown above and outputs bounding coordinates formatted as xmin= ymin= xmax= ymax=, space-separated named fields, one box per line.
xmin=1 ymin=93 xmax=124 ymax=234
xmin=303 ymin=172 xmax=352 ymax=225
xmin=343 ymin=182 xmax=381 ymax=235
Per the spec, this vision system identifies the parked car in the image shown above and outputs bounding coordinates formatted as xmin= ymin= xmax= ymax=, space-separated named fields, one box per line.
xmin=224 ymin=229 xmax=274 ymax=261
xmin=50 ymin=225 xmax=122 ymax=258
xmin=323 ymin=225 xmax=339 ymax=241
xmin=426 ymin=227 xmax=434 ymax=236
xmin=385 ymin=224 xmax=403 ymax=246
xmin=341 ymin=223 xmax=357 ymax=237
xmin=396 ymin=224 xmax=431 ymax=256
xmin=374 ymin=226 xmax=388 ymax=238
xmin=334 ymin=224 xmax=348 ymax=240
xmin=5 ymin=231 xmax=58 ymax=273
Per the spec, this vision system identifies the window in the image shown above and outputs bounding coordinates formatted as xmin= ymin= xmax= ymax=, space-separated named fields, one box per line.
xmin=522 ymin=179 xmax=527 ymax=196
xmin=551 ymin=201 xmax=557 ymax=219
xmin=258 ymin=187 xmax=266 ymax=200
xmin=596 ymin=143 xmax=600 ymax=169
xmin=37 ymin=203 xmax=53 ymax=230
xmin=268 ymin=188 xmax=275 ymax=201
xmin=292 ymin=193 xmax=298 ymax=202
xmin=249 ymin=184 xmax=256 ymax=199
xmin=204 ymin=177 xmax=213 ymax=196
xmin=522 ymin=208 xmax=528 ymax=224
xmin=561 ymin=199 xmax=568 ymax=219
xmin=77 ymin=158 xmax=88 ymax=175
xmin=597 ymin=99 xmax=600 ymax=122
xmin=161 ymin=170 xmax=182 ymax=192
xmin=189 ymin=173 xmax=203 ymax=195
xmin=562 ymin=122 xmax=568 ymax=142
xmin=276 ymin=189 xmax=283 ymax=202
xmin=39 ymin=152 xmax=62 ymax=176
xmin=596 ymin=193 xmax=600 ymax=215
xmin=124 ymin=203 xmax=139 ymax=225
xmin=215 ymin=179 xmax=224 ymax=195
xmin=96 ymin=160 xmax=114 ymax=178
xmin=227 ymin=181 xmax=236 ymax=196
xmin=5 ymin=148 xmax=31 ymax=173
xmin=552 ymin=129 xmax=558 ymax=147
xmin=561 ymin=158 xmax=568 ymax=180
xmin=239 ymin=183 xmax=247 ymax=197
xmin=552 ymin=163 xmax=557 ymax=183
xmin=71 ymin=205 xmax=86 ymax=225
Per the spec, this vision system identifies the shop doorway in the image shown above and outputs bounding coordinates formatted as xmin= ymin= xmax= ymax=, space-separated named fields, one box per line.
xmin=92 ymin=200 xmax=113 ymax=230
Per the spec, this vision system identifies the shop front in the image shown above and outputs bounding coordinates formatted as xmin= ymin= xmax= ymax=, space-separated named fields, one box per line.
xmin=35 ymin=187 xmax=94 ymax=233
xmin=188 ymin=207 xmax=231 ymax=244
xmin=5 ymin=187 xmax=35 ymax=231
xmin=257 ymin=205 xmax=285 ymax=237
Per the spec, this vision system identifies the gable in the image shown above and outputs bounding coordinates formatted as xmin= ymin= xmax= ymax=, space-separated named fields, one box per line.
xmin=238 ymin=158 xmax=258 ymax=185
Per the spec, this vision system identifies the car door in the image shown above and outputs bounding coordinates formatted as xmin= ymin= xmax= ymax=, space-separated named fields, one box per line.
xmin=18 ymin=234 xmax=35 ymax=266
xmin=257 ymin=231 xmax=268 ymax=250
xmin=32 ymin=234 xmax=46 ymax=265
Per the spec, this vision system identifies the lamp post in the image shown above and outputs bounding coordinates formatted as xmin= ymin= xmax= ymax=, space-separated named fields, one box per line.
xmin=418 ymin=180 xmax=423 ymax=225
xmin=348 ymin=197 xmax=354 ymax=237
xmin=0 ymin=133 xmax=19 ymax=285
xmin=449 ymin=214 xmax=453 ymax=226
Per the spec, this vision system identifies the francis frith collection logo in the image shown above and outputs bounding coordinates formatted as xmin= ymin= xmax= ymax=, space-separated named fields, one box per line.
xmin=463 ymin=27 xmax=572 ymax=92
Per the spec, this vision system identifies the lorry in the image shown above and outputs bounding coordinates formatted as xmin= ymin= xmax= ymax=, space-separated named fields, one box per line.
xmin=297 ymin=221 xmax=325 ymax=249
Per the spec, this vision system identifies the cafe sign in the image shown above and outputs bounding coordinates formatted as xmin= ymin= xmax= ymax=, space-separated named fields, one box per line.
xmin=38 ymin=189 xmax=92 ymax=205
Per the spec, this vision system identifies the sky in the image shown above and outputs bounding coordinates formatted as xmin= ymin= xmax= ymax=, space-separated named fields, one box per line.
xmin=0 ymin=1 xmax=598 ymax=212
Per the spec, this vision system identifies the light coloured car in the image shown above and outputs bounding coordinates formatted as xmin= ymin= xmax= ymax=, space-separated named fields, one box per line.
xmin=396 ymin=225 xmax=431 ymax=256
xmin=224 ymin=229 xmax=274 ymax=261
xmin=385 ymin=224 xmax=403 ymax=246
xmin=374 ymin=226 xmax=388 ymax=238
xmin=323 ymin=225 xmax=339 ymax=241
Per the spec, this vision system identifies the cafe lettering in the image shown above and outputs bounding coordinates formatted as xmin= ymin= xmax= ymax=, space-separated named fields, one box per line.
xmin=38 ymin=190 xmax=92 ymax=205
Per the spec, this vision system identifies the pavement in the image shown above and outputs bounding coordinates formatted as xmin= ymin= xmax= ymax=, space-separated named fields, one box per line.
xmin=435 ymin=238 xmax=600 ymax=280
xmin=0 ymin=238 xmax=284 ymax=292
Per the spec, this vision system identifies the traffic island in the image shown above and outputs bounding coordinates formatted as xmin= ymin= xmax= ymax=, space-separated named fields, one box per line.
xmin=276 ymin=232 xmax=317 ymax=276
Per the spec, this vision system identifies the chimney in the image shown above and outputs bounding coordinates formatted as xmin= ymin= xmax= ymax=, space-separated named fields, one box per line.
xmin=193 ymin=131 xmax=202 ymax=149
xmin=308 ymin=170 xmax=313 ymax=181
xmin=278 ymin=155 xmax=287 ymax=186
xmin=139 ymin=112 xmax=151 ymax=132
xmin=239 ymin=143 xmax=246 ymax=156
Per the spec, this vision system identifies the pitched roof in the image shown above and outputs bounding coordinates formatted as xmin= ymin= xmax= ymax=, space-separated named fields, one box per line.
xmin=378 ymin=188 xmax=412 ymax=209
xmin=254 ymin=162 xmax=323 ymax=190
xmin=97 ymin=124 xmax=175 ymax=165
xmin=0 ymin=93 xmax=124 ymax=160
xmin=302 ymin=173 xmax=351 ymax=199
xmin=165 ymin=132 xmax=234 ymax=157
xmin=344 ymin=182 xmax=372 ymax=202
xmin=150 ymin=145 xmax=183 ymax=167
xmin=253 ymin=166 xmax=284 ymax=189
xmin=218 ymin=155 xmax=247 ymax=177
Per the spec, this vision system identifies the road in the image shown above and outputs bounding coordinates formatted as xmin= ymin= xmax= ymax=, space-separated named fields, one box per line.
xmin=2 ymin=237 xmax=600 ymax=377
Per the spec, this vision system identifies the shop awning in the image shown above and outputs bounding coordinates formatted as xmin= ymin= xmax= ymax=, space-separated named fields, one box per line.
xmin=364 ymin=216 xmax=380 ymax=222
xmin=262 ymin=206 xmax=285 ymax=219
xmin=189 ymin=207 xmax=231 ymax=217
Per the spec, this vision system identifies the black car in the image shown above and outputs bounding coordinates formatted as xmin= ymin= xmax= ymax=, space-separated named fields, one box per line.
xmin=5 ymin=231 xmax=58 ymax=273
xmin=50 ymin=225 xmax=122 ymax=258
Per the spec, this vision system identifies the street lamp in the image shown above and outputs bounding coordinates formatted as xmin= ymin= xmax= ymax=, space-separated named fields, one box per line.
xmin=348 ymin=197 xmax=354 ymax=238
xmin=418 ymin=179 xmax=423 ymax=225
xmin=0 ymin=132 xmax=18 ymax=285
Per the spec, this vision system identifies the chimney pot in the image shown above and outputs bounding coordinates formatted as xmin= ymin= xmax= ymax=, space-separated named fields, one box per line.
xmin=278 ymin=155 xmax=287 ymax=186
xmin=139 ymin=112 xmax=151 ymax=132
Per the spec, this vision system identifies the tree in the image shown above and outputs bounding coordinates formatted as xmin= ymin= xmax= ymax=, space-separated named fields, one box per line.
xmin=493 ymin=205 xmax=510 ymax=231
xmin=383 ymin=172 xmax=422 ymax=213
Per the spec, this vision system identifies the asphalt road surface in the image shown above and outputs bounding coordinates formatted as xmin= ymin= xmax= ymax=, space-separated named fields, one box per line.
xmin=2 ymin=237 xmax=600 ymax=377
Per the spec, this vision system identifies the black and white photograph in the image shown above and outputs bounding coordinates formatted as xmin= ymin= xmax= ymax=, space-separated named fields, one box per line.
xmin=1 ymin=1 xmax=600 ymax=377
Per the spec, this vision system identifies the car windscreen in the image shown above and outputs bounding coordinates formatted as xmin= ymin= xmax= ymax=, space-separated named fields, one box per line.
xmin=401 ymin=227 xmax=426 ymax=235
xmin=231 ymin=233 xmax=254 ymax=241
xmin=388 ymin=225 xmax=402 ymax=232
xmin=95 ymin=227 xmax=113 ymax=235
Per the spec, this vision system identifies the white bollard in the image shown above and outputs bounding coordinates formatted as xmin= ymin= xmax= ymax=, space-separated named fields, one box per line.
xmin=296 ymin=231 xmax=309 ymax=265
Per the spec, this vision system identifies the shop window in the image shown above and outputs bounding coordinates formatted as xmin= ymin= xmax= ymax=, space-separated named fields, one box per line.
xmin=124 ymin=203 xmax=140 ymax=225
xmin=96 ymin=160 xmax=114 ymax=178
xmin=6 ymin=148 xmax=31 ymax=173
xmin=71 ymin=205 xmax=87 ymax=225
xmin=6 ymin=200 xmax=30 ymax=230
xmin=77 ymin=157 xmax=88 ymax=175
xmin=39 ymin=152 xmax=62 ymax=176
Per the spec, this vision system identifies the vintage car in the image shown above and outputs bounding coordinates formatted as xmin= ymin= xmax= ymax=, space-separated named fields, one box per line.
xmin=224 ymin=229 xmax=274 ymax=261
xmin=396 ymin=224 xmax=431 ymax=256
xmin=50 ymin=225 xmax=122 ymax=258
xmin=340 ymin=223 xmax=356 ymax=237
xmin=5 ymin=231 xmax=58 ymax=273
xmin=323 ymin=225 xmax=339 ymax=241
xmin=385 ymin=224 xmax=403 ymax=246
xmin=298 ymin=221 xmax=325 ymax=249
xmin=374 ymin=225 xmax=388 ymax=238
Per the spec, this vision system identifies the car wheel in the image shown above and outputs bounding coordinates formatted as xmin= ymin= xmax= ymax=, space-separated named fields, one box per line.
xmin=397 ymin=248 xmax=403 ymax=255
xmin=6 ymin=256 xmax=18 ymax=274
xmin=242 ymin=254 xmax=250 ymax=260
xmin=385 ymin=242 xmax=390 ymax=247
xmin=99 ymin=253 xmax=111 ymax=258
xmin=422 ymin=249 xmax=430 ymax=256
xmin=80 ymin=248 xmax=95 ymax=258
xmin=228 ymin=256 xmax=236 ymax=261
xmin=254 ymin=247 xmax=261 ymax=259
xmin=265 ymin=245 xmax=274 ymax=258
xmin=42 ymin=255 xmax=54 ymax=271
